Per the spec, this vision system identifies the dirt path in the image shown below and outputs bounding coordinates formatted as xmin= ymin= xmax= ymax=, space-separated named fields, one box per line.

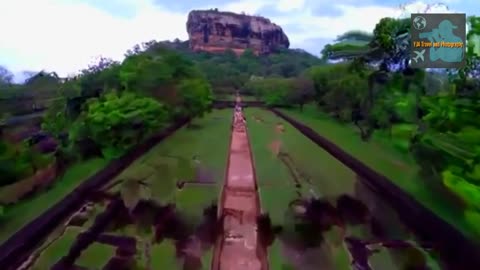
xmin=212 ymin=97 xmax=268 ymax=270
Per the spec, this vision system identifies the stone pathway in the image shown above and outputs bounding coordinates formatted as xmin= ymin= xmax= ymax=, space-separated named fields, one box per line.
xmin=212 ymin=95 xmax=268 ymax=270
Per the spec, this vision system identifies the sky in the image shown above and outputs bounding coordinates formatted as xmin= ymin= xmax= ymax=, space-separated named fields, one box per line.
xmin=0 ymin=0 xmax=478 ymax=80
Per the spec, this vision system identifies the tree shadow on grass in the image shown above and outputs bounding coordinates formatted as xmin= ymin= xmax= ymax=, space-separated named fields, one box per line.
xmin=257 ymin=194 xmax=434 ymax=270
xmin=101 ymin=200 xmax=220 ymax=270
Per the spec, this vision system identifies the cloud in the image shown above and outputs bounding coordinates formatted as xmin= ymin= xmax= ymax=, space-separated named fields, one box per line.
xmin=0 ymin=0 xmax=472 ymax=77
xmin=276 ymin=0 xmax=305 ymax=12
xmin=267 ymin=1 xmax=457 ymax=54
xmin=0 ymin=0 xmax=187 ymax=77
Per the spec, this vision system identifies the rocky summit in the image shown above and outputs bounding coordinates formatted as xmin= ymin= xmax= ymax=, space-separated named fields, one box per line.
xmin=186 ymin=9 xmax=290 ymax=55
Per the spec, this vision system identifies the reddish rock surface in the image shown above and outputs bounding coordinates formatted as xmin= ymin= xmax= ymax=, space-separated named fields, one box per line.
xmin=187 ymin=9 xmax=289 ymax=55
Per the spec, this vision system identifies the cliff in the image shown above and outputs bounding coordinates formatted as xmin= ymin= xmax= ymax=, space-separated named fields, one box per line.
xmin=186 ymin=9 xmax=290 ymax=55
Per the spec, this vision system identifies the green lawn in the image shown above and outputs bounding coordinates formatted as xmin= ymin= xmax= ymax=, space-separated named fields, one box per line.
xmin=150 ymin=240 xmax=212 ymax=270
xmin=280 ymin=105 xmax=477 ymax=239
xmin=151 ymin=240 xmax=179 ymax=269
xmin=246 ymin=108 xmax=357 ymax=269
xmin=76 ymin=242 xmax=116 ymax=269
xmin=32 ymin=227 xmax=81 ymax=270
xmin=245 ymin=108 xmax=434 ymax=270
xmin=103 ymin=110 xmax=232 ymax=268
xmin=246 ymin=108 xmax=357 ymax=223
xmin=108 ymin=109 xmax=230 ymax=210
xmin=174 ymin=185 xmax=219 ymax=220
xmin=214 ymin=94 xmax=258 ymax=101
xmin=0 ymin=158 xmax=107 ymax=244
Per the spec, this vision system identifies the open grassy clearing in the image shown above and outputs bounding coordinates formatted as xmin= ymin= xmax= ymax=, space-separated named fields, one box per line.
xmin=27 ymin=200 xmax=111 ymax=269
xmin=31 ymin=227 xmax=82 ymax=270
xmin=26 ymin=109 xmax=232 ymax=270
xmin=246 ymin=108 xmax=357 ymax=222
xmin=0 ymin=158 xmax=108 ymax=244
xmin=245 ymin=108 xmax=437 ymax=270
xmin=280 ymin=105 xmax=475 ymax=238
xmin=246 ymin=108 xmax=355 ymax=269
xmin=106 ymin=109 xmax=231 ymax=216
xmin=76 ymin=242 xmax=116 ymax=269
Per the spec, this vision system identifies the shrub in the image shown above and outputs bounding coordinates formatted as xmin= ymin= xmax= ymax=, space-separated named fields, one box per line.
xmin=70 ymin=92 xmax=169 ymax=160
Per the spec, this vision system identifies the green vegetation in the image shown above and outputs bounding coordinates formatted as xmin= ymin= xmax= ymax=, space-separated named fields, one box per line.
xmin=110 ymin=109 xmax=230 ymax=212
xmin=1 ymin=6 xmax=479 ymax=269
xmin=72 ymin=92 xmax=170 ymax=159
xmin=105 ymin=109 xmax=230 ymax=270
xmin=151 ymin=240 xmax=179 ymax=269
xmin=0 ymin=140 xmax=54 ymax=186
xmin=0 ymin=158 xmax=107 ymax=243
xmin=246 ymin=108 xmax=355 ymax=268
xmin=246 ymin=108 xmax=356 ymax=222
xmin=246 ymin=108 xmax=427 ymax=269
xmin=76 ymin=242 xmax=116 ymax=268
xmin=32 ymin=227 xmax=81 ymax=270
xmin=232 ymin=14 xmax=480 ymax=239
xmin=176 ymin=46 xmax=323 ymax=94
xmin=0 ymin=41 xmax=214 ymax=243
xmin=26 ymin=109 xmax=230 ymax=269
xmin=264 ymin=15 xmax=480 ymax=239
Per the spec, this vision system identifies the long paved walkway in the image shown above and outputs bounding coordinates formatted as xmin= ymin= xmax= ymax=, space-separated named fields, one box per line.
xmin=212 ymin=96 xmax=268 ymax=270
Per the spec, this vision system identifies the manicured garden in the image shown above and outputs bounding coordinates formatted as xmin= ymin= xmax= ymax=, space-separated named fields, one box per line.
xmin=245 ymin=108 xmax=440 ymax=270
xmin=280 ymin=105 xmax=478 ymax=239
xmin=27 ymin=109 xmax=232 ymax=270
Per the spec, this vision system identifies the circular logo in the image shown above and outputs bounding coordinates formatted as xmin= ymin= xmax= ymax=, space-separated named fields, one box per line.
xmin=413 ymin=16 xmax=427 ymax=30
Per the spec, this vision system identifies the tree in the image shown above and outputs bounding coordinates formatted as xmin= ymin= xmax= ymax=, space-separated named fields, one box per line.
xmin=322 ymin=17 xmax=410 ymax=68
xmin=0 ymin=66 xmax=14 ymax=86
xmin=288 ymin=76 xmax=314 ymax=111
xmin=41 ymin=97 xmax=69 ymax=142
xmin=71 ymin=92 xmax=169 ymax=159
xmin=21 ymin=71 xmax=38 ymax=83
xmin=178 ymin=78 xmax=213 ymax=119
xmin=79 ymin=57 xmax=121 ymax=97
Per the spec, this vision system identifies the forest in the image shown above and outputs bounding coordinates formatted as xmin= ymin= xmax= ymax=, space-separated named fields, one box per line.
xmin=0 ymin=11 xmax=479 ymax=270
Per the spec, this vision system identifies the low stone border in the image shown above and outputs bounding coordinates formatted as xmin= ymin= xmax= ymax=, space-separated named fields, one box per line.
xmin=270 ymin=108 xmax=480 ymax=268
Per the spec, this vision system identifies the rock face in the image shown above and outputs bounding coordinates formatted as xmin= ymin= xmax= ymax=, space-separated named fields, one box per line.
xmin=186 ymin=9 xmax=290 ymax=55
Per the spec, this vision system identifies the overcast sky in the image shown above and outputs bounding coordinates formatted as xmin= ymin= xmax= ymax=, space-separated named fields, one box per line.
xmin=0 ymin=0 xmax=478 ymax=79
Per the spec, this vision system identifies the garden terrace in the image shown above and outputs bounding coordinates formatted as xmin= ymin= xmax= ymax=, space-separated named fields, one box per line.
xmin=21 ymin=110 xmax=231 ymax=269
xmin=245 ymin=107 xmax=478 ymax=269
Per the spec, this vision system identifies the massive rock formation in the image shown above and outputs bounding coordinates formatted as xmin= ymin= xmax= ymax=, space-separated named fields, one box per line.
xmin=186 ymin=9 xmax=290 ymax=55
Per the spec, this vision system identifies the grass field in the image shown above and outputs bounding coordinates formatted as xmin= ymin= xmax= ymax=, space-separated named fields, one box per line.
xmin=29 ymin=201 xmax=114 ymax=269
xmin=245 ymin=108 xmax=358 ymax=269
xmin=245 ymin=108 xmax=437 ymax=270
xmin=107 ymin=109 xmax=231 ymax=216
xmin=100 ymin=109 xmax=231 ymax=269
xmin=32 ymin=227 xmax=82 ymax=270
xmin=280 ymin=105 xmax=476 ymax=239
xmin=76 ymin=242 xmax=116 ymax=269
xmin=26 ymin=109 xmax=232 ymax=270
xmin=0 ymin=158 xmax=107 ymax=244
xmin=246 ymin=108 xmax=357 ymax=223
